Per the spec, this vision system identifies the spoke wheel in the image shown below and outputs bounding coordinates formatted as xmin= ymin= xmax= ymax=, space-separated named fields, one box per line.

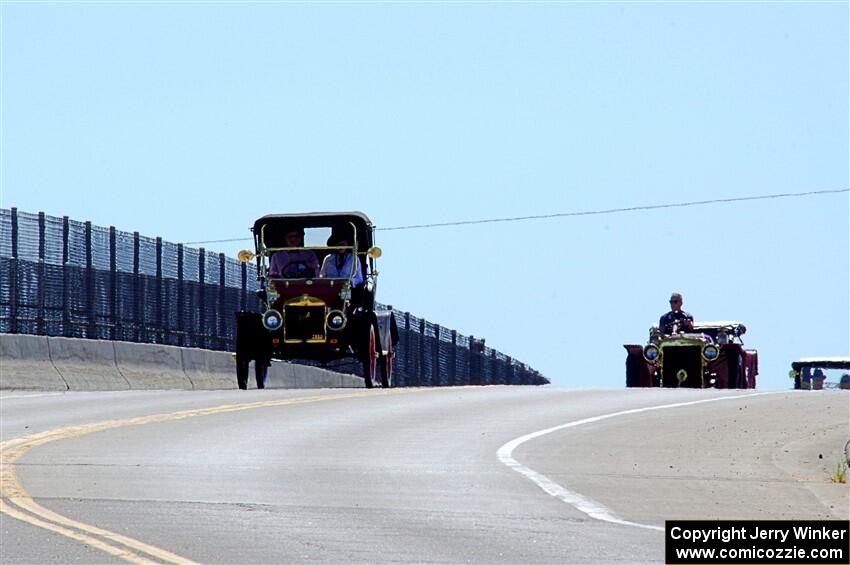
xmin=362 ymin=324 xmax=377 ymax=389
xmin=255 ymin=361 xmax=268 ymax=389
xmin=236 ymin=358 xmax=249 ymax=390
xmin=380 ymin=337 xmax=393 ymax=388
xmin=728 ymin=354 xmax=744 ymax=389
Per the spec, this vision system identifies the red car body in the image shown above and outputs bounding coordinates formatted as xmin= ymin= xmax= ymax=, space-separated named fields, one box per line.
xmin=625 ymin=321 xmax=757 ymax=389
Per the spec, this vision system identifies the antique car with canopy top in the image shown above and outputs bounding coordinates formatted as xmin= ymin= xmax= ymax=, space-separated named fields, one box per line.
xmin=235 ymin=212 xmax=398 ymax=389
xmin=789 ymin=357 xmax=850 ymax=390
xmin=624 ymin=321 xmax=758 ymax=388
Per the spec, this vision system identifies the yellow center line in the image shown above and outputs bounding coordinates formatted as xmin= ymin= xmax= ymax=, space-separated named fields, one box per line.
xmin=1 ymin=388 xmax=418 ymax=564
xmin=0 ymin=499 xmax=158 ymax=565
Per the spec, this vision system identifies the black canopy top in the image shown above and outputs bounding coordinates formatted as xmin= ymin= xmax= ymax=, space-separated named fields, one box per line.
xmin=791 ymin=358 xmax=850 ymax=370
xmin=252 ymin=212 xmax=374 ymax=252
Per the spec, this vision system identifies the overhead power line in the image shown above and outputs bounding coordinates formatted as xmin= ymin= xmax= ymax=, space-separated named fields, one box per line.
xmin=183 ymin=188 xmax=848 ymax=245
xmin=380 ymin=188 xmax=849 ymax=231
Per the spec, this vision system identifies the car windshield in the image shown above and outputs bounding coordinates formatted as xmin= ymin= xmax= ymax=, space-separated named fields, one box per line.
xmin=798 ymin=367 xmax=850 ymax=389
xmin=696 ymin=327 xmax=721 ymax=340
xmin=303 ymin=228 xmax=333 ymax=248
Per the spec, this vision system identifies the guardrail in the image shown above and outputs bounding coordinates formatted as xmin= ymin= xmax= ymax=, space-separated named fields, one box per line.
xmin=0 ymin=208 xmax=548 ymax=386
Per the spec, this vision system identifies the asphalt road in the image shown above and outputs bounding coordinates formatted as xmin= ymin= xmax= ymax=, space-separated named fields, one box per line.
xmin=1 ymin=387 xmax=848 ymax=564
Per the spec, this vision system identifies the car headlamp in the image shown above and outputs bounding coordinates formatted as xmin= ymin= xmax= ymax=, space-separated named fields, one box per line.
xmin=262 ymin=309 xmax=283 ymax=331
xmin=643 ymin=344 xmax=660 ymax=362
xmin=326 ymin=310 xmax=347 ymax=331
xmin=702 ymin=344 xmax=720 ymax=361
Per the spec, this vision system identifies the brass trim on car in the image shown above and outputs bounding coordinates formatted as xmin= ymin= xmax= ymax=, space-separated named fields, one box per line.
xmin=325 ymin=309 xmax=348 ymax=331
xmin=701 ymin=344 xmax=720 ymax=362
xmin=286 ymin=295 xmax=326 ymax=308
xmin=643 ymin=344 xmax=660 ymax=363
xmin=283 ymin=295 xmax=327 ymax=344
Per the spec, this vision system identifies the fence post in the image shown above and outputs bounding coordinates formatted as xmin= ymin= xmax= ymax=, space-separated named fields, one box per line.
xmin=109 ymin=227 xmax=117 ymax=340
xmin=176 ymin=244 xmax=184 ymax=347
xmin=8 ymin=208 xmax=18 ymax=333
xmin=418 ymin=318 xmax=426 ymax=387
xmin=468 ymin=336 xmax=477 ymax=385
xmin=36 ymin=212 xmax=46 ymax=335
xmin=472 ymin=338 xmax=485 ymax=385
xmin=449 ymin=330 xmax=457 ymax=386
xmin=218 ymin=253 xmax=226 ymax=350
xmin=402 ymin=312 xmax=411 ymax=386
xmin=198 ymin=248 xmax=206 ymax=349
xmin=85 ymin=221 xmax=95 ymax=338
xmin=159 ymin=239 xmax=175 ymax=345
xmin=387 ymin=304 xmax=395 ymax=379
xmin=156 ymin=237 xmax=163 ymax=344
xmin=433 ymin=324 xmax=441 ymax=386
xmin=133 ymin=231 xmax=141 ymax=342
xmin=240 ymin=261 xmax=247 ymax=312
xmin=62 ymin=216 xmax=70 ymax=336
xmin=478 ymin=342 xmax=486 ymax=384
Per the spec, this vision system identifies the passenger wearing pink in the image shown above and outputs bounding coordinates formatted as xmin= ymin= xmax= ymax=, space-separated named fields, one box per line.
xmin=268 ymin=229 xmax=319 ymax=278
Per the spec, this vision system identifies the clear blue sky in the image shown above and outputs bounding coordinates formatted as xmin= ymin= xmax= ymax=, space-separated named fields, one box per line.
xmin=2 ymin=1 xmax=847 ymax=389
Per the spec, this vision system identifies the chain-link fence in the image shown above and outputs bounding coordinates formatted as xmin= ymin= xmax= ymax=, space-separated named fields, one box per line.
xmin=0 ymin=209 xmax=548 ymax=386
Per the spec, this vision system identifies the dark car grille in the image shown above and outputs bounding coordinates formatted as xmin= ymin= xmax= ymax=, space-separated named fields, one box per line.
xmin=284 ymin=305 xmax=326 ymax=342
xmin=661 ymin=346 xmax=703 ymax=388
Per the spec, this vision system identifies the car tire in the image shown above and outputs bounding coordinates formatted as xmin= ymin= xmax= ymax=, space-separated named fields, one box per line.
xmin=728 ymin=353 xmax=744 ymax=389
xmin=625 ymin=352 xmax=641 ymax=387
xmin=380 ymin=336 xmax=393 ymax=388
xmin=255 ymin=361 xmax=268 ymax=389
xmin=362 ymin=324 xmax=377 ymax=389
xmin=236 ymin=358 xmax=250 ymax=390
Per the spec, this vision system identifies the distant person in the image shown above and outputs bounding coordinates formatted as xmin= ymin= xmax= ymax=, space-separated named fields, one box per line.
xmin=268 ymin=229 xmax=319 ymax=278
xmin=811 ymin=368 xmax=826 ymax=390
xmin=659 ymin=292 xmax=694 ymax=335
xmin=319 ymin=233 xmax=364 ymax=287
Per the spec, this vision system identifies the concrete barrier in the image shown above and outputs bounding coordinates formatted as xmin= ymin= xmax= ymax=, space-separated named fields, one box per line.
xmin=267 ymin=361 xmax=299 ymax=389
xmin=267 ymin=362 xmax=364 ymax=389
xmin=181 ymin=347 xmax=239 ymax=390
xmin=0 ymin=334 xmax=68 ymax=391
xmin=1 ymin=334 xmax=364 ymax=391
xmin=47 ymin=336 xmax=130 ymax=391
xmin=340 ymin=373 xmax=364 ymax=388
xmin=295 ymin=364 xmax=352 ymax=388
xmin=114 ymin=341 xmax=193 ymax=390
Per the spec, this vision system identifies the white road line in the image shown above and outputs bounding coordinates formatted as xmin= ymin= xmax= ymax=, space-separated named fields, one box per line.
xmin=497 ymin=391 xmax=781 ymax=532
xmin=0 ymin=392 xmax=68 ymax=401
xmin=0 ymin=390 xmax=144 ymax=400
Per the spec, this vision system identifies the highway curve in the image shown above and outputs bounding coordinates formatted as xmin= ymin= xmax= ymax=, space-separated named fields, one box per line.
xmin=1 ymin=387 xmax=847 ymax=564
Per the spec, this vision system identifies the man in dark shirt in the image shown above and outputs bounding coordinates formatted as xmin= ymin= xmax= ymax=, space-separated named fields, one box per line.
xmin=659 ymin=292 xmax=694 ymax=335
